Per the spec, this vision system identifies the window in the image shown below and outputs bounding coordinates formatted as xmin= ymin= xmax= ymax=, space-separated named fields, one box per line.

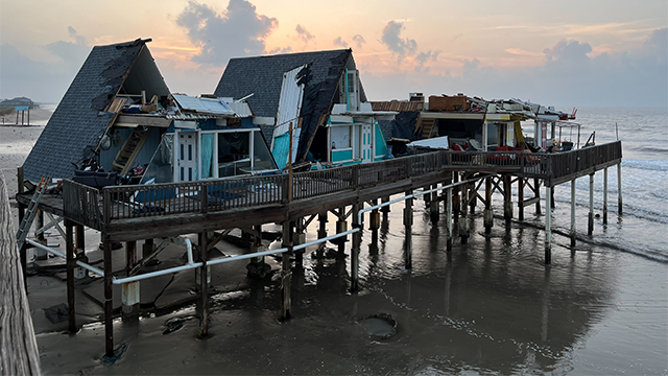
xmin=331 ymin=126 xmax=352 ymax=149
xmin=218 ymin=132 xmax=250 ymax=176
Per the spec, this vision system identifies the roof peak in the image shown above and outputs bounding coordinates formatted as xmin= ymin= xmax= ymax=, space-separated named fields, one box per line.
xmin=230 ymin=48 xmax=351 ymax=60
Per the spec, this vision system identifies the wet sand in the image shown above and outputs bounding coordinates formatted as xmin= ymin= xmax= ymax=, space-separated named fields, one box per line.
xmin=1 ymin=120 xmax=666 ymax=375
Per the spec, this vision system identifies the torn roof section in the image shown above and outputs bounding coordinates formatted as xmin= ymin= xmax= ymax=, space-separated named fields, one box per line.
xmin=22 ymin=38 xmax=170 ymax=181
xmin=213 ymin=49 xmax=366 ymax=161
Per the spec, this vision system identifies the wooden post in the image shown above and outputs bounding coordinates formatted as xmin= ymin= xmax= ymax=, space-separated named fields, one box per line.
xmin=380 ymin=196 xmax=390 ymax=214
xmin=484 ymin=177 xmax=493 ymax=234
xmin=404 ymin=190 xmax=413 ymax=269
xmin=469 ymin=182 xmax=477 ymax=213
xmin=423 ymin=185 xmax=431 ymax=205
xmin=74 ymin=224 xmax=87 ymax=280
xmin=65 ymin=220 xmax=76 ymax=333
xmin=518 ymin=177 xmax=524 ymax=221
xmin=17 ymin=166 xmax=27 ymax=290
xmin=588 ymin=173 xmax=594 ymax=236
xmin=603 ymin=167 xmax=608 ymax=224
xmin=34 ymin=211 xmax=47 ymax=260
xmin=287 ymin=122 xmax=294 ymax=202
xmin=103 ymin=237 xmax=114 ymax=358
xmin=535 ymin=178 xmax=541 ymax=215
xmin=430 ymin=184 xmax=439 ymax=224
xmin=122 ymin=241 xmax=139 ymax=319
xmin=459 ymin=184 xmax=469 ymax=244
xmin=503 ymin=175 xmax=512 ymax=221
xmin=281 ymin=222 xmax=292 ymax=320
xmin=317 ymin=213 xmax=327 ymax=258
xmin=351 ymin=203 xmax=361 ymax=292
xmin=446 ymin=186 xmax=453 ymax=252
xmin=617 ymin=163 xmax=622 ymax=215
xmin=545 ymin=187 xmax=552 ymax=265
xmin=453 ymin=173 xmax=460 ymax=220
xmin=369 ymin=199 xmax=380 ymax=231
xmin=198 ymin=232 xmax=209 ymax=337
xmin=294 ymin=218 xmax=305 ymax=268
xmin=336 ymin=208 xmax=347 ymax=256
xmin=570 ymin=179 xmax=576 ymax=247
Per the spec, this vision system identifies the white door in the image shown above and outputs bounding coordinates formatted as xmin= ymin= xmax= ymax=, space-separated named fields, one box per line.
xmin=361 ymin=123 xmax=372 ymax=163
xmin=177 ymin=132 xmax=198 ymax=182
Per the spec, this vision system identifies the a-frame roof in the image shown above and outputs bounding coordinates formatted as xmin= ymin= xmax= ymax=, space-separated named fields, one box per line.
xmin=23 ymin=39 xmax=168 ymax=181
xmin=214 ymin=49 xmax=367 ymax=161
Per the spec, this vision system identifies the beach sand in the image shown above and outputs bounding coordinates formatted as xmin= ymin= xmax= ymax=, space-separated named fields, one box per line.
xmin=1 ymin=114 xmax=666 ymax=375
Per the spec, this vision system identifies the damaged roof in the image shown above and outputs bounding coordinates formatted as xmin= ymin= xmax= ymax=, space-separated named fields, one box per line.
xmin=214 ymin=49 xmax=366 ymax=160
xmin=23 ymin=39 xmax=160 ymax=181
xmin=378 ymin=111 xmax=421 ymax=143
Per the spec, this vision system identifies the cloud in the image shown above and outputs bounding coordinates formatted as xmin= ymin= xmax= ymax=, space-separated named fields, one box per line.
xmin=381 ymin=20 xmax=417 ymax=62
xmin=295 ymin=24 xmax=315 ymax=44
xmin=361 ymin=28 xmax=667 ymax=107
xmin=333 ymin=36 xmax=348 ymax=48
xmin=68 ymin=26 xmax=87 ymax=46
xmin=269 ymin=46 xmax=293 ymax=54
xmin=176 ymin=0 xmax=277 ymax=65
xmin=352 ymin=34 xmax=366 ymax=49
xmin=415 ymin=50 xmax=440 ymax=72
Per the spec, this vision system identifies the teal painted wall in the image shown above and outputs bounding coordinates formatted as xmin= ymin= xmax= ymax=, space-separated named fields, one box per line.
xmin=332 ymin=149 xmax=353 ymax=162
xmin=374 ymin=121 xmax=388 ymax=160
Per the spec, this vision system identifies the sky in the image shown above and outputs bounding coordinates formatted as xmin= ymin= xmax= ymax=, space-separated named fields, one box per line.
xmin=1 ymin=0 xmax=666 ymax=108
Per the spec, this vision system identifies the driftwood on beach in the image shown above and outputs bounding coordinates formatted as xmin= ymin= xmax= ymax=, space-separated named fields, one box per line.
xmin=0 ymin=172 xmax=41 ymax=376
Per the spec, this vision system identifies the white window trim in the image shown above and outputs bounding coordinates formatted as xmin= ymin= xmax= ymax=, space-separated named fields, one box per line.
xmin=199 ymin=128 xmax=261 ymax=179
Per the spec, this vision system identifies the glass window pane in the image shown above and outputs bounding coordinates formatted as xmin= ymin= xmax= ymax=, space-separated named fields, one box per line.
xmin=252 ymin=131 xmax=278 ymax=170
xmin=218 ymin=132 xmax=250 ymax=177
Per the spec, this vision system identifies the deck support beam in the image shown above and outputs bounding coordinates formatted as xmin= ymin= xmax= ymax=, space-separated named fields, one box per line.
xmin=459 ymin=184 xmax=470 ymax=244
xmin=518 ymin=177 xmax=525 ymax=221
xmin=535 ymin=178 xmax=541 ymax=215
xmin=503 ymin=175 xmax=512 ymax=221
xmin=336 ymin=208 xmax=347 ymax=256
xmin=570 ymin=179 xmax=576 ymax=247
xmin=545 ymin=187 xmax=552 ymax=265
xmin=430 ymin=184 xmax=440 ymax=224
xmin=446 ymin=186 xmax=453 ymax=252
xmin=603 ymin=167 xmax=608 ymax=224
xmin=122 ymin=241 xmax=139 ymax=320
xmin=484 ymin=177 xmax=493 ymax=234
xmin=34 ymin=211 xmax=47 ymax=260
xmin=281 ymin=221 xmax=292 ymax=320
xmin=351 ymin=203 xmax=361 ymax=292
xmin=74 ymin=224 xmax=87 ymax=280
xmin=588 ymin=173 xmax=594 ymax=236
xmin=103 ymin=237 xmax=114 ymax=358
xmin=198 ymin=232 xmax=209 ymax=337
xmin=65 ymin=220 xmax=76 ymax=333
xmin=404 ymin=190 xmax=413 ymax=269
xmin=617 ymin=163 xmax=623 ymax=215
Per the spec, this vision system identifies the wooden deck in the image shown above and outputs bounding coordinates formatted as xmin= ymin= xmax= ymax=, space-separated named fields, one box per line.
xmin=17 ymin=141 xmax=622 ymax=243
xmin=0 ymin=173 xmax=41 ymax=375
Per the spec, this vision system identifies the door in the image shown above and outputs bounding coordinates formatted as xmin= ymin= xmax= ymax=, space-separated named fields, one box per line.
xmin=361 ymin=123 xmax=372 ymax=163
xmin=177 ymin=132 xmax=198 ymax=182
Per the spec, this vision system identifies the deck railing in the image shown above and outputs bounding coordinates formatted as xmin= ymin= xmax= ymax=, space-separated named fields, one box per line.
xmin=61 ymin=142 xmax=622 ymax=229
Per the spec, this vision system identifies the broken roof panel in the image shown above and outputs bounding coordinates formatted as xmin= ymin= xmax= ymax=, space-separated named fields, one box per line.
xmin=214 ymin=49 xmax=365 ymax=160
xmin=172 ymin=94 xmax=234 ymax=115
xmin=23 ymin=39 xmax=164 ymax=181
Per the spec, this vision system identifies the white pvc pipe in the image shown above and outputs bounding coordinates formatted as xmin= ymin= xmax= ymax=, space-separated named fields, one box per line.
xmin=113 ymin=262 xmax=202 ymax=284
xmin=26 ymin=239 xmax=105 ymax=277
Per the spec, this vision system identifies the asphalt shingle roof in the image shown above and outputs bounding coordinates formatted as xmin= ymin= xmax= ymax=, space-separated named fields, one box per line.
xmin=23 ymin=39 xmax=146 ymax=181
xmin=378 ymin=111 xmax=420 ymax=142
xmin=214 ymin=49 xmax=366 ymax=160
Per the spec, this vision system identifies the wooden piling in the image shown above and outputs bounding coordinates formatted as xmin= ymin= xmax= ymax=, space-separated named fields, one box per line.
xmin=198 ymin=232 xmax=209 ymax=337
xmin=380 ymin=196 xmax=390 ymax=214
xmin=484 ymin=177 xmax=493 ymax=234
xmin=603 ymin=167 xmax=608 ymax=224
xmin=122 ymin=241 xmax=139 ymax=319
xmin=545 ymin=187 xmax=552 ymax=265
xmin=459 ymin=184 xmax=469 ymax=244
xmin=17 ymin=166 xmax=27 ymax=291
xmin=351 ymin=203 xmax=361 ymax=292
xmin=453 ymin=173 xmax=460 ymax=219
xmin=518 ymin=177 xmax=524 ymax=221
xmin=570 ymin=179 xmax=576 ymax=247
xmin=430 ymin=184 xmax=440 ymax=224
xmin=503 ymin=175 xmax=512 ymax=221
xmin=103 ymin=237 xmax=114 ymax=358
xmin=446 ymin=186 xmax=453 ymax=252
xmin=617 ymin=163 xmax=623 ymax=215
xmin=281 ymin=222 xmax=292 ymax=320
xmin=404 ymin=190 xmax=413 ymax=269
xmin=588 ymin=173 xmax=594 ymax=235
xmin=336 ymin=207 xmax=346 ymax=255
xmin=65 ymin=220 xmax=76 ymax=333
xmin=534 ymin=178 xmax=541 ymax=215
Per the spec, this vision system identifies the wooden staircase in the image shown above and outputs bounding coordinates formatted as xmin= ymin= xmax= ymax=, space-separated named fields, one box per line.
xmin=420 ymin=118 xmax=436 ymax=139
xmin=111 ymin=127 xmax=151 ymax=176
